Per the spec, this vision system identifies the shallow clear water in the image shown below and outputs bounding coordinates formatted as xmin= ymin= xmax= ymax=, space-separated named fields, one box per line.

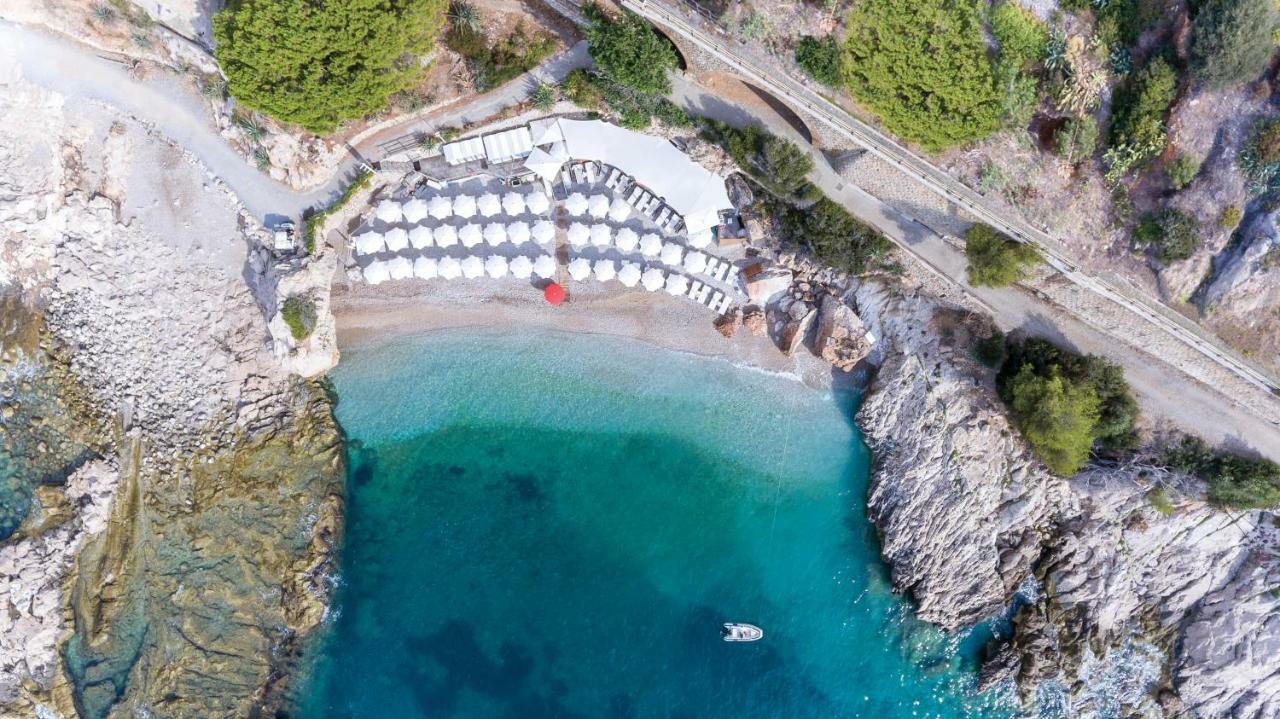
xmin=297 ymin=328 xmax=1014 ymax=718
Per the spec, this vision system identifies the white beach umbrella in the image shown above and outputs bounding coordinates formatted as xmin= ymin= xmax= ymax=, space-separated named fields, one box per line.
xmin=687 ymin=228 xmax=714 ymax=249
xmin=683 ymin=250 xmax=708 ymax=274
xmin=615 ymin=227 xmax=639 ymax=253
xmin=507 ymin=221 xmax=531 ymax=246
xmin=452 ymin=194 xmax=477 ymax=218
xmin=593 ymin=259 xmax=617 ymax=282
xmin=374 ymin=199 xmax=402 ymax=224
xmin=433 ymin=224 xmax=458 ymax=248
xmin=353 ymin=231 xmax=384 ymax=256
xmin=564 ymin=192 xmax=589 ymax=216
xmin=408 ymin=226 xmax=434 ymax=250
xmin=665 ymin=273 xmax=689 ymax=296
xmin=639 ymin=233 xmax=663 ymax=257
xmin=413 ymin=256 xmax=438 ymax=280
xmin=402 ymin=198 xmax=429 ymax=224
xmin=566 ymin=222 xmax=590 ymax=247
xmin=660 ymin=242 xmax=684 ymax=267
xmin=461 ymin=255 xmax=485 ymax=279
xmin=587 ymin=193 xmax=610 ymax=219
xmin=589 ymin=224 xmax=612 ymax=248
xmin=477 ymin=192 xmax=502 ymax=217
xmin=383 ymin=227 xmax=410 ymax=253
xmin=641 ymin=267 xmax=667 ymax=292
xmin=531 ymin=220 xmax=556 ymax=245
xmin=437 ymin=256 xmax=462 ymax=280
xmin=532 ymin=254 xmax=557 ymax=279
xmin=567 ymin=257 xmax=592 ymax=281
xmin=608 ymin=197 xmax=631 ymax=222
xmin=525 ymin=191 xmax=550 ymax=215
xmin=363 ymin=261 xmax=391 ymax=285
xmin=387 ymin=255 xmax=414 ymax=280
xmin=427 ymin=195 xmax=453 ymax=220
xmin=483 ymin=223 xmax=508 ymax=247
xmin=458 ymin=223 xmax=483 ymax=248
xmin=485 ymin=255 xmax=509 ymax=278
xmin=509 ymin=255 xmax=534 ymax=279
xmin=502 ymin=192 xmax=526 ymax=216
xmin=617 ymin=262 xmax=642 ymax=288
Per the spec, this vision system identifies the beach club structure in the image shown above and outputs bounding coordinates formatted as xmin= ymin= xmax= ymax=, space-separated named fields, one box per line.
xmin=350 ymin=117 xmax=746 ymax=315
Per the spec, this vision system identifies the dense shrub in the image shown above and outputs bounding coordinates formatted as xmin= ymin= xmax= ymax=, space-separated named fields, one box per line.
xmin=1163 ymin=436 xmax=1280 ymax=509
xmin=795 ymin=35 xmax=842 ymax=86
xmin=566 ymin=70 xmax=689 ymax=129
xmin=446 ymin=21 xmax=556 ymax=92
xmin=779 ymin=198 xmax=893 ymax=274
xmin=1165 ymin=154 xmax=1201 ymax=190
xmin=1189 ymin=0 xmax=1280 ymax=91
xmin=303 ymin=168 xmax=373 ymax=253
xmin=1061 ymin=0 xmax=1143 ymax=44
xmin=213 ymin=0 xmax=447 ymax=133
xmin=842 ymin=0 xmax=1000 ymax=151
xmin=1106 ymin=58 xmax=1178 ymax=176
xmin=1007 ymin=365 xmax=1101 ymax=475
xmin=990 ymin=1 xmax=1048 ymax=129
xmin=281 ymin=295 xmax=317 ymax=341
xmin=700 ymin=121 xmax=817 ymax=202
xmin=1220 ymin=205 xmax=1243 ymax=228
xmin=974 ymin=330 xmax=1008 ymax=368
xmin=1133 ymin=209 xmax=1200 ymax=263
xmin=1240 ymin=118 xmax=1280 ymax=193
xmin=1054 ymin=115 xmax=1100 ymax=166
xmin=562 ymin=69 xmax=603 ymax=109
xmin=964 ymin=224 xmax=1041 ymax=287
xmin=583 ymin=3 xmax=678 ymax=96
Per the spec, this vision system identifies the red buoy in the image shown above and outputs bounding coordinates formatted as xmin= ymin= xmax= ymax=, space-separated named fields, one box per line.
xmin=544 ymin=282 xmax=565 ymax=305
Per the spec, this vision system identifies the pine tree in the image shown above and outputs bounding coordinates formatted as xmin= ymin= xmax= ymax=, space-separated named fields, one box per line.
xmin=1189 ymin=0 xmax=1280 ymax=90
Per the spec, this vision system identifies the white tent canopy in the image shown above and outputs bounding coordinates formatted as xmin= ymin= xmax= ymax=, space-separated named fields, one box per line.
xmin=482 ymin=126 xmax=534 ymax=163
xmin=413 ymin=256 xmax=438 ymax=280
xmin=525 ymin=191 xmax=550 ymax=215
xmin=461 ymin=255 xmax=485 ymax=279
xmin=387 ymin=256 xmax=414 ymax=280
xmin=522 ymin=146 xmax=567 ymax=183
xmin=434 ymin=225 xmax=458 ymax=248
xmin=502 ymin=192 xmax=526 ymax=216
xmin=683 ymin=251 xmax=708 ymax=274
xmin=587 ymin=194 xmax=610 ymax=219
xmin=608 ymin=197 xmax=631 ymax=222
xmin=477 ymin=193 xmax=502 ymax=217
xmin=639 ymin=233 xmax=663 ymax=257
xmin=564 ymin=192 xmax=589 ymax=216
xmin=428 ymin=195 xmax=453 ymax=219
xmin=532 ymin=254 xmax=557 ymax=279
xmin=615 ymin=227 xmax=639 ymax=253
xmin=589 ymin=224 xmax=612 ymax=248
xmin=453 ymin=195 xmax=477 ymax=218
xmin=375 ymin=200 xmax=402 ymax=225
xmin=665 ymin=273 xmax=689 ymax=296
xmin=593 ymin=259 xmax=617 ymax=282
xmin=566 ymin=222 xmax=590 ymax=247
xmin=529 ymin=117 xmax=564 ymax=146
xmin=660 ymin=242 xmax=683 ymax=267
xmin=485 ymin=255 xmax=509 ymax=278
xmin=687 ymin=229 xmax=714 ymax=249
xmin=509 ymin=255 xmax=534 ymax=279
xmin=364 ymin=261 xmax=391 ymax=285
xmin=641 ymin=267 xmax=666 ymax=292
xmin=353 ymin=231 xmax=384 ymax=256
xmin=409 ymin=226 xmax=434 ymax=250
xmin=402 ymin=198 xmax=429 ymax=224
xmin=442 ymin=136 xmax=485 ymax=165
xmin=617 ymin=262 xmax=642 ymax=288
xmin=483 ymin=223 xmax=508 ymax=246
xmin=459 ymin=223 xmax=483 ymax=248
xmin=567 ymin=257 xmax=592 ymax=281
xmin=438 ymin=256 xmax=462 ymax=279
xmin=384 ymin=227 xmax=410 ymax=253
xmin=531 ymin=220 xmax=556 ymax=245
xmin=507 ymin=221 xmax=531 ymax=245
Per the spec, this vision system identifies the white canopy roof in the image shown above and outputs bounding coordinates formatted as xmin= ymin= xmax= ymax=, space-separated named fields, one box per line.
xmin=564 ymin=192 xmax=589 ymax=216
xmin=641 ymin=267 xmax=667 ymax=292
xmin=687 ymin=229 xmax=714 ymax=249
xmin=529 ymin=116 xmax=564 ymax=145
xmin=437 ymin=256 xmax=462 ymax=279
xmin=683 ymin=251 xmax=708 ymax=274
xmin=566 ymin=222 xmax=590 ymax=247
xmin=660 ymin=242 xmax=684 ymax=266
xmin=460 ymin=255 xmax=485 ymax=279
xmin=567 ymin=257 xmax=592 ymax=281
xmin=639 ymin=233 xmax=663 ymax=257
xmin=413 ymin=256 xmax=438 ymax=279
xmin=374 ymin=200 xmax=402 ymax=224
xmin=434 ymin=225 xmax=458 ymax=248
xmin=531 ymin=220 xmax=556 ymax=244
xmin=608 ymin=197 xmax=631 ymax=222
xmin=587 ymin=194 xmax=610 ymax=219
xmin=408 ymin=226 xmax=434 ymax=250
xmin=665 ymin=273 xmax=689 ymax=296
xmin=453 ymin=195 xmax=477 ymax=218
xmin=502 ymin=192 xmax=526 ymax=216
xmin=509 ymin=255 xmax=534 ymax=279
xmin=402 ymin=198 xmax=429 ymax=224
xmin=384 ymin=227 xmax=410 ymax=253
xmin=459 ymin=223 xmax=483 ymax=248
xmin=554 ymin=119 xmax=733 ymax=235
xmin=593 ymin=259 xmax=617 ymax=282
xmin=525 ymin=191 xmax=550 ymax=215
xmin=507 ymin=221 xmax=531 ymax=245
xmin=387 ymin=255 xmax=414 ymax=280
xmin=485 ymin=255 xmax=509 ymax=278
xmin=353 ymin=231 xmax=384 ymax=256
xmin=428 ymin=195 xmax=453 ymax=219
xmin=483 ymin=223 xmax=508 ymax=246
xmin=589 ymin=224 xmax=612 ymax=248
xmin=477 ymin=193 xmax=502 ymax=217
xmin=615 ymin=227 xmax=639 ymax=253
xmin=482 ymin=126 xmax=533 ymax=163
xmin=532 ymin=254 xmax=557 ymax=279
xmin=442 ymin=136 xmax=485 ymax=165
xmin=522 ymin=144 xmax=568 ymax=183
xmin=363 ymin=261 xmax=391 ymax=284
xmin=617 ymin=262 xmax=642 ymax=287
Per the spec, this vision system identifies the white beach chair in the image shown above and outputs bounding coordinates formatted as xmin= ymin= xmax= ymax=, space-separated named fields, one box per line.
xmin=696 ymin=284 xmax=713 ymax=303
xmin=605 ymin=168 xmax=620 ymax=189
xmin=706 ymin=290 xmax=725 ymax=310
xmin=585 ymin=162 xmax=598 ymax=184
xmin=686 ymin=280 xmax=704 ymax=300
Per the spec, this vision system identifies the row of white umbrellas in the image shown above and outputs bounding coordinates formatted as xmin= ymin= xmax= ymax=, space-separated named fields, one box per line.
xmin=564 ymin=258 xmax=692 ymax=295
xmin=354 ymin=220 xmax=556 ymax=255
xmin=563 ymin=223 xmax=711 ymax=273
xmin=364 ymin=254 xmax=557 ymax=284
xmin=562 ymin=192 xmax=632 ymax=223
xmin=373 ymin=191 xmax=551 ymax=224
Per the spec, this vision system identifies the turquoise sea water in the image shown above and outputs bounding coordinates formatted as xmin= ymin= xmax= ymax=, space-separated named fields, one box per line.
xmin=297 ymin=328 xmax=1015 ymax=718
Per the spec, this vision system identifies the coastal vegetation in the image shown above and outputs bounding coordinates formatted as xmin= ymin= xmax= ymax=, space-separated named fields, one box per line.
xmin=990 ymin=1 xmax=1048 ymax=130
xmin=1189 ymin=0 xmax=1280 ymax=90
xmin=1103 ymin=58 xmax=1177 ymax=181
xmin=560 ymin=69 xmax=691 ymax=130
xmin=582 ymin=3 xmax=678 ymax=96
xmin=303 ymin=168 xmax=374 ymax=253
xmin=212 ymin=0 xmax=448 ymax=133
xmin=1133 ymin=208 xmax=1200 ymax=263
xmin=964 ymin=224 xmax=1041 ymax=287
xmin=779 ymin=198 xmax=893 ymax=274
xmin=1163 ymin=436 xmax=1280 ymax=509
xmin=794 ymin=34 xmax=842 ymax=86
xmin=699 ymin=120 xmax=817 ymax=202
xmin=281 ymin=295 xmax=317 ymax=341
xmin=444 ymin=8 xmax=556 ymax=92
xmin=1165 ymin=154 xmax=1201 ymax=191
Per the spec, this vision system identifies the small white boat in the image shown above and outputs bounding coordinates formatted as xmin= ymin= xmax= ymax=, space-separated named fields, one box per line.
xmin=722 ymin=623 xmax=763 ymax=642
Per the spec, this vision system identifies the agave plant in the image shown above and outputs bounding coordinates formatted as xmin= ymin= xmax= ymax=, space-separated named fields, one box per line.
xmin=91 ymin=3 xmax=115 ymax=22
xmin=448 ymin=2 xmax=482 ymax=35
xmin=1044 ymin=30 xmax=1068 ymax=74
xmin=234 ymin=113 xmax=265 ymax=143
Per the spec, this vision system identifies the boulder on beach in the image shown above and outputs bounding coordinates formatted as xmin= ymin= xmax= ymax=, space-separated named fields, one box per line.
xmin=815 ymin=294 xmax=873 ymax=372
xmin=744 ymin=267 xmax=793 ymax=306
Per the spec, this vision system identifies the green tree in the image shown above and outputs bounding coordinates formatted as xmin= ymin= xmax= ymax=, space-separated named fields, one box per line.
xmin=991 ymin=1 xmax=1048 ymax=64
xmin=780 ymin=198 xmax=892 ymax=274
xmin=1054 ymin=115 xmax=1100 ymax=165
xmin=964 ymin=224 xmax=1041 ymax=287
xmin=213 ymin=0 xmax=447 ymax=134
xmin=842 ymin=0 xmax=1000 ymax=151
xmin=795 ymin=35 xmax=843 ymax=86
xmin=583 ymin=3 xmax=678 ymax=96
xmin=1189 ymin=0 xmax=1280 ymax=90
xmin=1107 ymin=58 xmax=1178 ymax=168
xmin=700 ymin=121 xmax=817 ymax=201
xmin=1134 ymin=209 xmax=1200 ymax=263
xmin=1163 ymin=436 xmax=1280 ymax=509
xmin=1008 ymin=365 xmax=1101 ymax=475
xmin=1166 ymin=154 xmax=1201 ymax=190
